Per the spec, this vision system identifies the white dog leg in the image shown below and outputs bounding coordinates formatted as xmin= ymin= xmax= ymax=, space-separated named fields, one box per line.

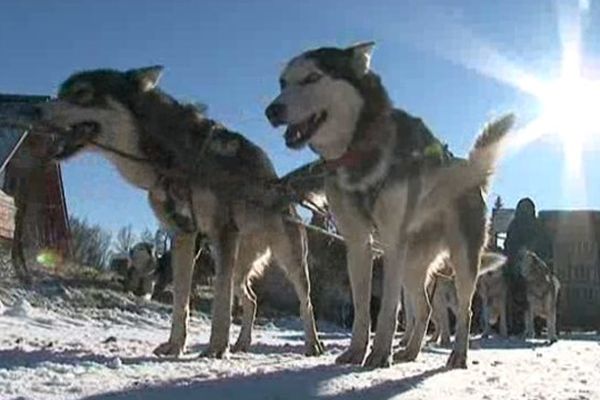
xmin=272 ymin=222 xmax=324 ymax=356
xmin=336 ymin=238 xmax=373 ymax=365
xmin=202 ymin=225 xmax=240 ymax=358
xmin=446 ymin=250 xmax=478 ymax=369
xmin=154 ymin=233 xmax=196 ymax=357
xmin=365 ymin=246 xmax=407 ymax=368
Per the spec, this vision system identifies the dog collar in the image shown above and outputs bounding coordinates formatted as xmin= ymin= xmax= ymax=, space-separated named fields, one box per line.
xmin=324 ymin=148 xmax=380 ymax=171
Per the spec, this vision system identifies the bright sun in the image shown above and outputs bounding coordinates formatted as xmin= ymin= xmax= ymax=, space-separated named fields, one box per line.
xmin=537 ymin=74 xmax=600 ymax=152
xmin=404 ymin=1 xmax=599 ymax=207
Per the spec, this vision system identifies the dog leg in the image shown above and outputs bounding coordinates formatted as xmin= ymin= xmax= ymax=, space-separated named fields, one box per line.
xmin=427 ymin=286 xmax=441 ymax=345
xmin=499 ymin=294 xmax=508 ymax=338
xmin=547 ymin=294 xmax=558 ymax=343
xmin=231 ymin=244 xmax=258 ymax=353
xmin=154 ymin=233 xmax=196 ymax=357
xmin=335 ymin=237 xmax=373 ymax=365
xmin=439 ymin=307 xmax=452 ymax=347
xmin=400 ymin=288 xmax=414 ymax=347
xmin=202 ymin=224 xmax=240 ymax=359
xmin=446 ymin=250 xmax=478 ymax=369
xmin=231 ymin=280 xmax=257 ymax=353
xmin=365 ymin=245 xmax=409 ymax=368
xmin=524 ymin=301 xmax=535 ymax=339
xmin=428 ymin=315 xmax=440 ymax=346
xmin=393 ymin=260 xmax=431 ymax=364
xmin=480 ymin=299 xmax=491 ymax=339
xmin=273 ymin=222 xmax=324 ymax=356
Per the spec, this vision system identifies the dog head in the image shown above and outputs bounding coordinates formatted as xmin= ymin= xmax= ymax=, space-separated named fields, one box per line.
xmin=36 ymin=66 xmax=163 ymax=160
xmin=126 ymin=242 xmax=157 ymax=297
xmin=517 ymin=249 xmax=549 ymax=279
xmin=128 ymin=242 xmax=155 ymax=270
xmin=265 ymin=42 xmax=375 ymax=159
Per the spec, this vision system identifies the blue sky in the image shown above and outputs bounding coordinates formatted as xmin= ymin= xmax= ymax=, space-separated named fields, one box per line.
xmin=1 ymin=0 xmax=599 ymax=236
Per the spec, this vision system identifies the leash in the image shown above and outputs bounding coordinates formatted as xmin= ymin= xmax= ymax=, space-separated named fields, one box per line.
xmin=13 ymin=120 xmax=383 ymax=251
xmin=87 ymin=131 xmax=354 ymax=248
xmin=89 ymin=140 xmax=155 ymax=165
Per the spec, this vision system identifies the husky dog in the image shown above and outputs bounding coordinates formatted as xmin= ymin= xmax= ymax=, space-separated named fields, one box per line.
xmin=428 ymin=252 xmax=506 ymax=346
xmin=266 ymin=42 xmax=514 ymax=368
xmin=517 ymin=250 xmax=560 ymax=343
xmin=126 ymin=242 xmax=158 ymax=299
xmin=35 ymin=66 xmax=323 ymax=358
xmin=127 ymin=237 xmax=216 ymax=301
xmin=478 ymin=258 xmax=509 ymax=338
xmin=427 ymin=260 xmax=457 ymax=347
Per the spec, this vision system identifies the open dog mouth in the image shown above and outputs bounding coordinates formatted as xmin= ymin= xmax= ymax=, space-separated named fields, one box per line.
xmin=284 ymin=111 xmax=327 ymax=149
xmin=38 ymin=120 xmax=101 ymax=159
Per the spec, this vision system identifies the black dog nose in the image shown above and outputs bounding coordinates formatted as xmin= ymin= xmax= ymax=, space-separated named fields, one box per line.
xmin=265 ymin=103 xmax=287 ymax=127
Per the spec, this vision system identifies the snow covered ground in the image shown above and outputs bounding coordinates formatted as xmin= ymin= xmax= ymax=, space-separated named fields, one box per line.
xmin=0 ymin=281 xmax=598 ymax=400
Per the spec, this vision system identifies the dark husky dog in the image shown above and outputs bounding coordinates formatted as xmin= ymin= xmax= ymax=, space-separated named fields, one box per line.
xmin=266 ymin=42 xmax=514 ymax=368
xmin=517 ymin=249 xmax=560 ymax=343
xmin=35 ymin=66 xmax=323 ymax=358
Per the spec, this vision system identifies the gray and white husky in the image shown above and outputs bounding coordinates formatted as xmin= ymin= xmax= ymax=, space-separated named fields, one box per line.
xmin=35 ymin=66 xmax=324 ymax=358
xmin=266 ymin=42 xmax=514 ymax=368
xmin=517 ymin=249 xmax=560 ymax=343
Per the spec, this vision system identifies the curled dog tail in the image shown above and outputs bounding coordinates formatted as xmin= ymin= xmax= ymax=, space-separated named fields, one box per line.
xmin=468 ymin=113 xmax=515 ymax=191
xmin=408 ymin=114 xmax=515 ymax=233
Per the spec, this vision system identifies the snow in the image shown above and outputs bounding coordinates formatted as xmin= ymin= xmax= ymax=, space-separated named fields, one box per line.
xmin=0 ymin=282 xmax=598 ymax=400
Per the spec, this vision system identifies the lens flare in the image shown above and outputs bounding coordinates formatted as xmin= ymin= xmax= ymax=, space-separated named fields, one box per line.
xmin=36 ymin=248 xmax=63 ymax=268
xmin=399 ymin=1 xmax=598 ymax=207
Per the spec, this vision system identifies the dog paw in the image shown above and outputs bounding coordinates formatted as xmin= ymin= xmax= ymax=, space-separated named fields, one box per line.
xmin=393 ymin=348 xmax=418 ymax=363
xmin=398 ymin=336 xmax=410 ymax=347
xmin=153 ymin=341 xmax=184 ymax=357
xmin=335 ymin=346 xmax=367 ymax=365
xmin=201 ymin=344 xmax=229 ymax=359
xmin=305 ymin=340 xmax=326 ymax=357
xmin=231 ymin=339 xmax=250 ymax=353
xmin=523 ymin=331 xmax=535 ymax=340
xmin=364 ymin=348 xmax=393 ymax=369
xmin=445 ymin=350 xmax=468 ymax=369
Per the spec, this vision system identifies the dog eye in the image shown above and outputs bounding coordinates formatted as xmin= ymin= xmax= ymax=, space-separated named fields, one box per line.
xmin=279 ymin=78 xmax=287 ymax=90
xmin=300 ymin=73 xmax=322 ymax=85
xmin=72 ymin=87 xmax=94 ymax=104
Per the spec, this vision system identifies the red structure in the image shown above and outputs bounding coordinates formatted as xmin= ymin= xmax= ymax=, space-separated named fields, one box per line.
xmin=2 ymin=156 xmax=70 ymax=258
xmin=0 ymin=94 xmax=70 ymax=259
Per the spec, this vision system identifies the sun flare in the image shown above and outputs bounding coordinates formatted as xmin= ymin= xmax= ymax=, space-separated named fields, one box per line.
xmin=536 ymin=74 xmax=600 ymax=152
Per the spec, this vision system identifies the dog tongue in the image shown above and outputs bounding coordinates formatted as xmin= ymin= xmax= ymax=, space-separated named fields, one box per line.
xmin=284 ymin=121 xmax=309 ymax=147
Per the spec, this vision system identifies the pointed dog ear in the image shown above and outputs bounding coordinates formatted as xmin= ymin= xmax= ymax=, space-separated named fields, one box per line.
xmin=346 ymin=41 xmax=375 ymax=76
xmin=128 ymin=65 xmax=164 ymax=91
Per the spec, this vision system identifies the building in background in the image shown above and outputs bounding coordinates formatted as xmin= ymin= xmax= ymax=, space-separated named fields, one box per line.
xmin=490 ymin=207 xmax=515 ymax=250
xmin=0 ymin=94 xmax=70 ymax=261
xmin=492 ymin=203 xmax=600 ymax=330
xmin=538 ymin=210 xmax=600 ymax=329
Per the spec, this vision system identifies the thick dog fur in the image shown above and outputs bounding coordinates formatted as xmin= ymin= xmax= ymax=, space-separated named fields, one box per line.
xmin=127 ymin=238 xmax=216 ymax=301
xmin=267 ymin=42 xmax=514 ymax=368
xmin=478 ymin=257 xmax=509 ymax=339
xmin=36 ymin=66 xmax=323 ymax=358
xmin=126 ymin=242 xmax=158 ymax=300
xmin=426 ymin=251 xmax=559 ymax=344
xmin=517 ymin=250 xmax=560 ymax=343
xmin=427 ymin=252 xmax=507 ymax=346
